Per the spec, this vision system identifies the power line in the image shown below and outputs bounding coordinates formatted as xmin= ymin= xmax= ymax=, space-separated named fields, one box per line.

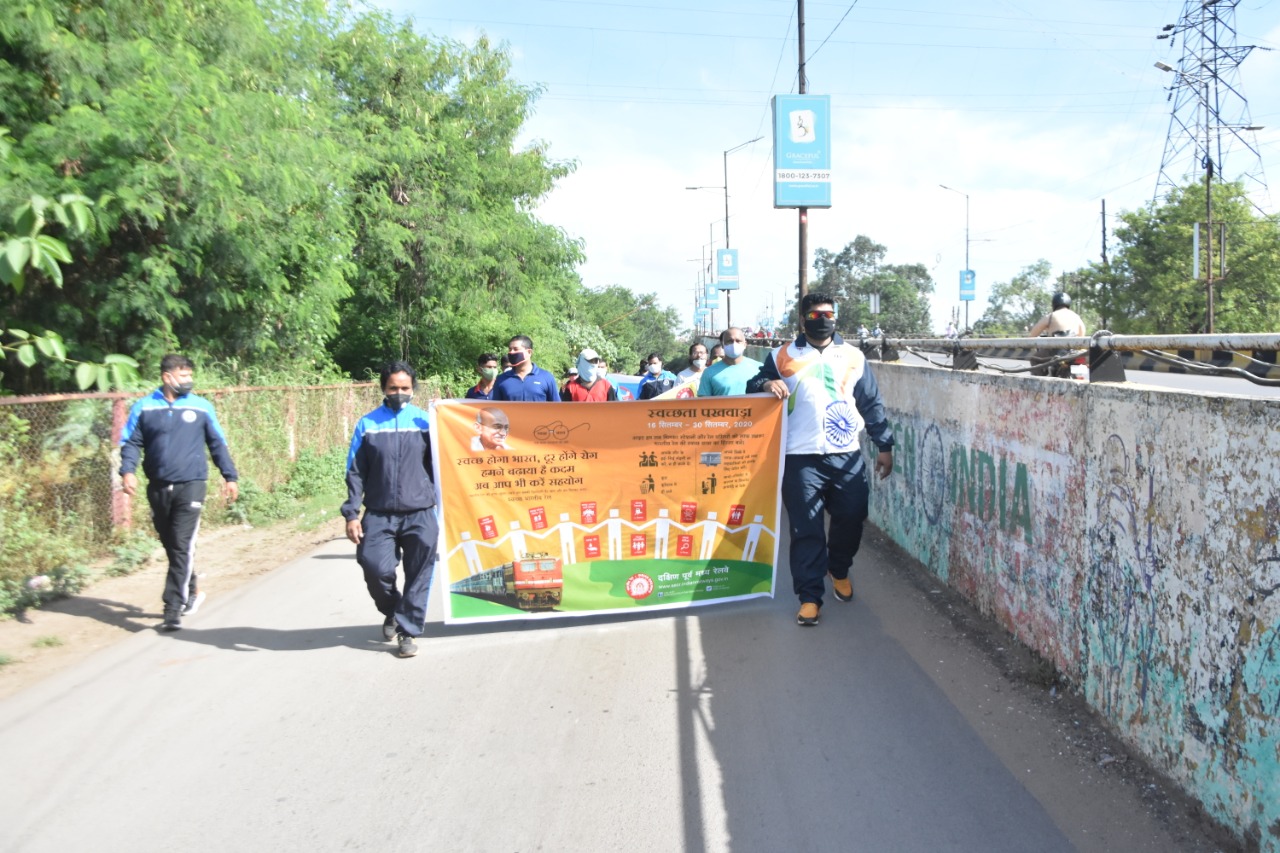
xmin=808 ymin=1 xmax=861 ymax=63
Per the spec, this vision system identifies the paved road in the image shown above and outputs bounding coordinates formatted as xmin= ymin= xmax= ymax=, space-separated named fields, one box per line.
xmin=0 ymin=531 xmax=1218 ymax=852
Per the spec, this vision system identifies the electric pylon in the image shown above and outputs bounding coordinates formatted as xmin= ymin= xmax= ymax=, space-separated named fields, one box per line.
xmin=1152 ymin=0 xmax=1271 ymax=209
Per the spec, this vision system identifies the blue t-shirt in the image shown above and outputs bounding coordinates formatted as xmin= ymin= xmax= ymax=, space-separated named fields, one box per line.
xmin=492 ymin=364 xmax=562 ymax=402
xmin=698 ymin=358 xmax=763 ymax=397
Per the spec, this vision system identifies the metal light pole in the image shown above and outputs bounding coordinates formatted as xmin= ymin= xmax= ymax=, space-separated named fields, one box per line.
xmin=688 ymin=136 xmax=761 ymax=330
xmin=939 ymin=184 xmax=970 ymax=331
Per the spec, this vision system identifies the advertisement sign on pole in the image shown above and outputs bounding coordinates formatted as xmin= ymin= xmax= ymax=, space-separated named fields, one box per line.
xmin=960 ymin=270 xmax=976 ymax=302
xmin=772 ymin=94 xmax=832 ymax=209
xmin=705 ymin=284 xmax=720 ymax=309
xmin=716 ymin=249 xmax=740 ymax=290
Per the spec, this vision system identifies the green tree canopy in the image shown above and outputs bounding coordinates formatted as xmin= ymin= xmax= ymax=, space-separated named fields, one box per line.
xmin=2 ymin=0 xmax=659 ymax=394
xmin=972 ymin=260 xmax=1056 ymax=337
xmin=1071 ymin=181 xmax=1280 ymax=334
xmin=812 ymin=236 xmax=935 ymax=336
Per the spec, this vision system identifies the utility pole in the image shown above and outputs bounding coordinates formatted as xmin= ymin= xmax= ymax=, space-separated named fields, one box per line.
xmin=796 ymin=0 xmax=808 ymax=321
xmin=1100 ymin=199 xmax=1108 ymax=266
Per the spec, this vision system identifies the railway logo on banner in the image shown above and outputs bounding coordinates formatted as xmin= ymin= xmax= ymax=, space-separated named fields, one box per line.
xmin=432 ymin=397 xmax=786 ymax=623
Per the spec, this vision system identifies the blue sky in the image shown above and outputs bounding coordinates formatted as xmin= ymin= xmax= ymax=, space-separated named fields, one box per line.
xmin=374 ymin=0 xmax=1280 ymax=334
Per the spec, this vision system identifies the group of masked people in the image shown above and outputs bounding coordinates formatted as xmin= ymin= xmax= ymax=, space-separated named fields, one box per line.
xmin=120 ymin=291 xmax=902 ymax=659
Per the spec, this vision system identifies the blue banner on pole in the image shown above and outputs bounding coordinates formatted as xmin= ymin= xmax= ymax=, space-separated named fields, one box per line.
xmin=772 ymin=94 xmax=832 ymax=209
xmin=960 ymin=270 xmax=976 ymax=302
xmin=705 ymin=284 xmax=720 ymax=309
xmin=716 ymin=249 xmax=740 ymax=290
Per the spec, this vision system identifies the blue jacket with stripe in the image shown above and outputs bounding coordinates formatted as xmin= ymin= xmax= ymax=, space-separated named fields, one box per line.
xmin=341 ymin=403 xmax=436 ymax=520
xmin=119 ymin=389 xmax=239 ymax=484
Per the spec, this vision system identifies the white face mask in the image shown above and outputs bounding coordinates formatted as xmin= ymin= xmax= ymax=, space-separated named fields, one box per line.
xmin=647 ymin=362 xmax=663 ymax=375
xmin=576 ymin=356 xmax=598 ymax=383
xmin=723 ymin=342 xmax=746 ymax=360
xmin=692 ymin=358 xmax=706 ymax=370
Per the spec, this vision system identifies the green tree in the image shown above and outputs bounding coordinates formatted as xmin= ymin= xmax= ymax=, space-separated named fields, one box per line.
xmin=1071 ymin=181 xmax=1280 ymax=334
xmin=0 ymin=127 xmax=139 ymax=390
xmin=812 ymin=236 xmax=935 ymax=335
xmin=973 ymin=260 xmax=1055 ymax=337
xmin=571 ymin=285 xmax=681 ymax=374
xmin=0 ymin=0 xmax=356 ymax=385
xmin=326 ymin=18 xmax=583 ymax=383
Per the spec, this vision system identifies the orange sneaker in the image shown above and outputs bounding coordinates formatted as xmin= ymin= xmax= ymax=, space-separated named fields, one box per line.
xmin=796 ymin=602 xmax=820 ymax=626
xmin=830 ymin=575 xmax=853 ymax=602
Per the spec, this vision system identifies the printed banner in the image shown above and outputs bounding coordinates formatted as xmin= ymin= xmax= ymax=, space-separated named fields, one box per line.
xmin=432 ymin=396 xmax=786 ymax=623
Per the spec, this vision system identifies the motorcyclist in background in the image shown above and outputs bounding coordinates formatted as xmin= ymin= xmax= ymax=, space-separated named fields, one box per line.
xmin=1029 ymin=292 xmax=1087 ymax=377
xmin=1029 ymin=292 xmax=1086 ymax=338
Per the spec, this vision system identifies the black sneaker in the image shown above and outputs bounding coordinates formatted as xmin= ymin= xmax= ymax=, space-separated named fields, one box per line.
xmin=381 ymin=615 xmax=397 ymax=642
xmin=183 ymin=591 xmax=207 ymax=615
xmin=160 ymin=612 xmax=182 ymax=632
xmin=396 ymin=633 xmax=419 ymax=658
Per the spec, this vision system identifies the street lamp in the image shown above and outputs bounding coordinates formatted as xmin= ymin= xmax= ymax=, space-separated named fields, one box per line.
xmin=686 ymin=135 xmax=763 ymax=328
xmin=939 ymin=184 xmax=971 ymax=331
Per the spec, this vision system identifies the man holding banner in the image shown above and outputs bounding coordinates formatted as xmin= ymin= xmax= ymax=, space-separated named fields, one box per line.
xmin=748 ymin=293 xmax=894 ymax=627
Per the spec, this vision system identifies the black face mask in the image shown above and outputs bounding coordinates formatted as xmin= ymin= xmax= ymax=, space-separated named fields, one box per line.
xmin=384 ymin=393 xmax=412 ymax=411
xmin=171 ymin=381 xmax=195 ymax=396
xmin=804 ymin=317 xmax=837 ymax=340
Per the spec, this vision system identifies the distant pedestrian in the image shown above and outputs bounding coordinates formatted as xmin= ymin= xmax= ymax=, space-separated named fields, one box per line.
xmin=699 ymin=327 xmax=762 ymax=397
xmin=748 ymin=293 xmax=894 ymax=627
xmin=857 ymin=323 xmax=869 ymax=339
xmin=492 ymin=335 xmax=561 ymax=402
xmin=560 ymin=365 xmax=579 ymax=398
xmin=709 ymin=343 xmax=726 ymax=365
xmin=119 ymin=354 xmax=239 ymax=632
xmin=341 ymin=361 xmax=439 ymax=658
xmin=465 ymin=352 xmax=500 ymax=400
xmin=945 ymin=322 xmax=958 ymax=340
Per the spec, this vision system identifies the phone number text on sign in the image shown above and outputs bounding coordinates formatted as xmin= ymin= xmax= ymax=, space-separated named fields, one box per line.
xmin=775 ymin=170 xmax=831 ymax=182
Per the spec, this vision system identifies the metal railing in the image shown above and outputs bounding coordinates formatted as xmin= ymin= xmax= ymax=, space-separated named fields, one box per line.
xmin=747 ymin=332 xmax=1280 ymax=385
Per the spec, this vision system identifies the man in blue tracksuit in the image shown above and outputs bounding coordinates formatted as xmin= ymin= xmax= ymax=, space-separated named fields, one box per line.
xmin=341 ymin=361 xmax=439 ymax=658
xmin=120 ymin=354 xmax=240 ymax=631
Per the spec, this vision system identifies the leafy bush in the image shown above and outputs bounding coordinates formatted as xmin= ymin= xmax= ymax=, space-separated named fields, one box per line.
xmin=105 ymin=532 xmax=158 ymax=578
xmin=224 ymin=478 xmax=293 ymax=527
xmin=0 ymin=411 xmax=93 ymax=616
xmin=278 ymin=447 xmax=345 ymax=500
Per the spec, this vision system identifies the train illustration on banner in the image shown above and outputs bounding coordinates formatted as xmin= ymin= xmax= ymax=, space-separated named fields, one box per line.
xmin=449 ymin=552 xmax=565 ymax=611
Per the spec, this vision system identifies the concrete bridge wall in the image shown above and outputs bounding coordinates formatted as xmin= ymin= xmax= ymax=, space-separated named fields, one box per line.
xmin=869 ymin=363 xmax=1280 ymax=847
